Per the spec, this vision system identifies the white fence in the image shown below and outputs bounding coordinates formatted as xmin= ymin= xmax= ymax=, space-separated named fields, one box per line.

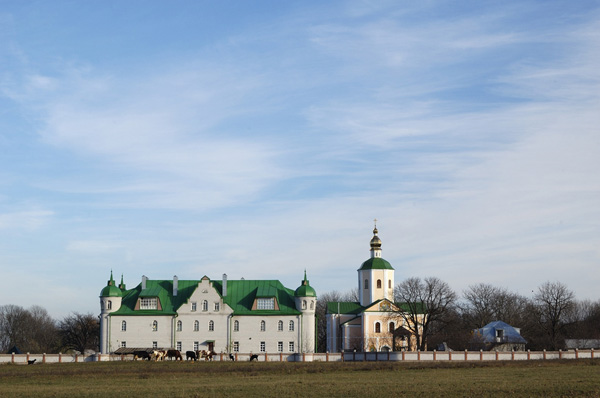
xmin=1 ymin=349 xmax=597 ymax=364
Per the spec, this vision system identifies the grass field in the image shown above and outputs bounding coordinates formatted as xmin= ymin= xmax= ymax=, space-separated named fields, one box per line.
xmin=1 ymin=359 xmax=599 ymax=397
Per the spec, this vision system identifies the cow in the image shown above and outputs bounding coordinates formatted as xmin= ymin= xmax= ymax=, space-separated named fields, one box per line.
xmin=166 ymin=349 xmax=183 ymax=361
xmin=249 ymin=354 xmax=258 ymax=362
xmin=151 ymin=350 xmax=166 ymax=361
xmin=186 ymin=350 xmax=197 ymax=361
xmin=229 ymin=353 xmax=235 ymax=361
xmin=134 ymin=350 xmax=151 ymax=361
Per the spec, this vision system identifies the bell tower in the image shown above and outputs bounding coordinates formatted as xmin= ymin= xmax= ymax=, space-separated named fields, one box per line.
xmin=358 ymin=221 xmax=394 ymax=307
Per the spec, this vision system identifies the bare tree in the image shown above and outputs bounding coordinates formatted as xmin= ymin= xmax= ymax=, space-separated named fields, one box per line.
xmin=462 ymin=284 xmax=529 ymax=328
xmin=0 ymin=305 xmax=59 ymax=353
xmin=533 ymin=281 xmax=575 ymax=350
xmin=393 ymin=277 xmax=457 ymax=351
xmin=59 ymin=312 xmax=100 ymax=354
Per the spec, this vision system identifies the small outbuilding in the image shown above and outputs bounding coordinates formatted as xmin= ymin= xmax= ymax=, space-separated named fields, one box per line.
xmin=470 ymin=320 xmax=527 ymax=351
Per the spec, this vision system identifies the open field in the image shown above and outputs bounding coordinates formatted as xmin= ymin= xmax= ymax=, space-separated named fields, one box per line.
xmin=1 ymin=360 xmax=599 ymax=397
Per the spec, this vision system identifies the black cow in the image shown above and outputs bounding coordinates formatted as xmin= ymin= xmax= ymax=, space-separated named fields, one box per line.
xmin=133 ymin=351 xmax=151 ymax=361
xmin=249 ymin=354 xmax=258 ymax=361
xmin=186 ymin=350 xmax=197 ymax=361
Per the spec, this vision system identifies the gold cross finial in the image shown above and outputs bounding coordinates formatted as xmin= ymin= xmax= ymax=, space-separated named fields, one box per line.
xmin=374 ymin=218 xmax=377 ymax=228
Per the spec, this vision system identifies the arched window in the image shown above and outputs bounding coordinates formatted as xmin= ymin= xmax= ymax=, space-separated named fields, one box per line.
xmin=289 ymin=320 xmax=294 ymax=331
xmin=152 ymin=320 xmax=158 ymax=332
xmin=121 ymin=321 xmax=126 ymax=331
xmin=194 ymin=320 xmax=199 ymax=331
xmin=364 ymin=279 xmax=369 ymax=289
xmin=278 ymin=320 xmax=283 ymax=331
xmin=375 ymin=322 xmax=381 ymax=333
xmin=176 ymin=320 xmax=182 ymax=332
xmin=234 ymin=320 xmax=239 ymax=332
xmin=260 ymin=320 xmax=266 ymax=332
xmin=208 ymin=320 xmax=214 ymax=331
xmin=202 ymin=300 xmax=208 ymax=311
xmin=389 ymin=322 xmax=395 ymax=333
xmin=302 ymin=300 xmax=307 ymax=309
xmin=377 ymin=279 xmax=382 ymax=289
xmin=107 ymin=300 xmax=112 ymax=310
xmin=310 ymin=301 xmax=314 ymax=310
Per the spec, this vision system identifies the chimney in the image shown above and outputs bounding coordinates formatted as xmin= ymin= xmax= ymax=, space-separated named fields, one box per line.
xmin=142 ymin=275 xmax=147 ymax=290
xmin=222 ymin=273 xmax=227 ymax=297
xmin=173 ymin=275 xmax=178 ymax=297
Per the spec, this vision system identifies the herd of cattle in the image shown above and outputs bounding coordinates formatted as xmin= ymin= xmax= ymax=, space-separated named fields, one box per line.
xmin=133 ymin=349 xmax=216 ymax=361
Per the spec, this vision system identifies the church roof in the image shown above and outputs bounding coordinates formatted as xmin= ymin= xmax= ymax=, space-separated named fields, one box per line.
xmin=110 ymin=277 xmax=302 ymax=316
xmin=326 ymin=300 xmax=425 ymax=315
xmin=473 ymin=320 xmax=527 ymax=345
xmin=358 ymin=257 xmax=394 ymax=270
xmin=294 ymin=271 xmax=317 ymax=297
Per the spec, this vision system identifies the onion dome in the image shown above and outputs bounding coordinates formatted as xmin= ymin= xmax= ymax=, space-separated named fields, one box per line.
xmin=295 ymin=271 xmax=317 ymax=297
xmin=100 ymin=271 xmax=123 ymax=297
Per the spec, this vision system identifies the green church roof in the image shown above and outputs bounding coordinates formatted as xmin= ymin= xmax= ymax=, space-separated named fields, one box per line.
xmin=100 ymin=271 xmax=123 ymax=297
xmin=294 ymin=271 xmax=317 ymax=297
xmin=358 ymin=257 xmax=394 ymax=270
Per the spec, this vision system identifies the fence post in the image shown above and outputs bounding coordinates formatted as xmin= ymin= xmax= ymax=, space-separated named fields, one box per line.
xmin=527 ymin=349 xmax=531 ymax=360
xmin=417 ymin=350 xmax=421 ymax=361
xmin=402 ymin=350 xmax=405 ymax=361
xmin=302 ymin=352 xmax=305 ymax=362
xmin=511 ymin=349 xmax=515 ymax=361
xmin=543 ymin=349 xmax=546 ymax=360
xmin=433 ymin=350 xmax=436 ymax=361
xmin=449 ymin=350 xmax=452 ymax=361
xmin=27 ymin=352 xmax=30 ymax=362
xmin=387 ymin=350 xmax=390 ymax=361
xmin=341 ymin=351 xmax=344 ymax=362
xmin=559 ymin=349 xmax=562 ymax=359
xmin=495 ymin=350 xmax=499 ymax=361
xmin=43 ymin=353 xmax=46 ymax=364
xmin=59 ymin=353 xmax=62 ymax=363
xmin=480 ymin=349 xmax=483 ymax=361
xmin=464 ymin=349 xmax=468 ymax=361
xmin=326 ymin=351 xmax=329 ymax=362
xmin=591 ymin=348 xmax=594 ymax=359
xmin=11 ymin=353 xmax=14 ymax=363
xmin=353 ymin=350 xmax=356 ymax=361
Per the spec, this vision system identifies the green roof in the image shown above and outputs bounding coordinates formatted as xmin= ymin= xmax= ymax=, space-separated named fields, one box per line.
xmin=358 ymin=257 xmax=394 ymax=271
xmin=326 ymin=300 xmax=425 ymax=315
xmin=111 ymin=278 xmax=302 ymax=316
xmin=100 ymin=271 xmax=123 ymax=297
xmin=294 ymin=271 xmax=317 ymax=297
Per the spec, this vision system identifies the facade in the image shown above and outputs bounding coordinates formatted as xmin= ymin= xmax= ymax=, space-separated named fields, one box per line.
xmin=326 ymin=224 xmax=422 ymax=352
xmin=100 ymin=272 xmax=316 ymax=355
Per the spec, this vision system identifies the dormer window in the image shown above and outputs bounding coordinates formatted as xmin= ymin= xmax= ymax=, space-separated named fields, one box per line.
xmin=257 ymin=297 xmax=275 ymax=310
xmin=140 ymin=297 xmax=158 ymax=310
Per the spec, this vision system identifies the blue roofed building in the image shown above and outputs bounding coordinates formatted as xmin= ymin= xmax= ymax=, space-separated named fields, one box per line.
xmin=470 ymin=320 xmax=527 ymax=351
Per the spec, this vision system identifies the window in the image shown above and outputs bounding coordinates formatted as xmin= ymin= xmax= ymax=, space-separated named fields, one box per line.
xmin=176 ymin=342 xmax=182 ymax=351
xmin=121 ymin=341 xmax=126 ymax=348
xmin=176 ymin=320 xmax=182 ymax=332
xmin=191 ymin=302 xmax=197 ymax=312
xmin=194 ymin=341 xmax=199 ymax=351
xmin=377 ymin=279 xmax=382 ymax=289
xmin=260 ymin=320 xmax=266 ymax=332
xmin=234 ymin=320 xmax=239 ymax=332
xmin=233 ymin=341 xmax=239 ymax=352
xmin=202 ymin=300 xmax=208 ymax=312
xmin=310 ymin=301 xmax=314 ymax=310
xmin=388 ymin=280 xmax=392 ymax=289
xmin=214 ymin=302 xmax=220 ymax=312
xmin=375 ymin=322 xmax=381 ymax=333
xmin=302 ymin=300 xmax=307 ymax=309
xmin=260 ymin=341 xmax=265 ymax=352
xmin=364 ymin=279 xmax=369 ymax=289
xmin=152 ymin=341 xmax=157 ymax=349
xmin=278 ymin=320 xmax=283 ymax=331
xmin=288 ymin=342 xmax=294 ymax=352
xmin=141 ymin=297 xmax=158 ymax=310
xmin=194 ymin=320 xmax=199 ymax=331
xmin=152 ymin=320 xmax=158 ymax=331
xmin=107 ymin=300 xmax=112 ymax=310
xmin=389 ymin=322 xmax=395 ymax=333
xmin=121 ymin=321 xmax=126 ymax=331
xmin=278 ymin=341 xmax=283 ymax=352
xmin=289 ymin=320 xmax=294 ymax=331
xmin=209 ymin=320 xmax=214 ymax=331
xmin=257 ymin=297 xmax=275 ymax=310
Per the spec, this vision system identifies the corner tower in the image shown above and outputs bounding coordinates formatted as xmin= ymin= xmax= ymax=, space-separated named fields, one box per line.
xmin=99 ymin=271 xmax=124 ymax=354
xmin=294 ymin=271 xmax=317 ymax=353
xmin=358 ymin=222 xmax=394 ymax=307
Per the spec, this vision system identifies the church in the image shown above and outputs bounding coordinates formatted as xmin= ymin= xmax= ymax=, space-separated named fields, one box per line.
xmin=99 ymin=272 xmax=316 ymax=355
xmin=326 ymin=224 xmax=421 ymax=352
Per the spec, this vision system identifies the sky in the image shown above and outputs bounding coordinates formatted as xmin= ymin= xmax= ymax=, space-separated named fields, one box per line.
xmin=1 ymin=0 xmax=599 ymax=319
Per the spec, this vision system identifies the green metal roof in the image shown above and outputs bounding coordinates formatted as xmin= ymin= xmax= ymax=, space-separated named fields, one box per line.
xmin=100 ymin=271 xmax=123 ymax=297
xmin=358 ymin=257 xmax=394 ymax=270
xmin=294 ymin=271 xmax=317 ymax=297
xmin=111 ymin=278 xmax=302 ymax=316
xmin=326 ymin=302 xmax=364 ymax=315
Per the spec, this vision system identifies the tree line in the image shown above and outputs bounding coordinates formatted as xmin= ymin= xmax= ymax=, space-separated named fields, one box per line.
xmin=317 ymin=279 xmax=600 ymax=352
xmin=0 ymin=305 xmax=99 ymax=354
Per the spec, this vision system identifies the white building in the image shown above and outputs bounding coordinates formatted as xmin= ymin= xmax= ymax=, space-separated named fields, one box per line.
xmin=100 ymin=272 xmax=316 ymax=355
xmin=326 ymin=224 xmax=420 ymax=352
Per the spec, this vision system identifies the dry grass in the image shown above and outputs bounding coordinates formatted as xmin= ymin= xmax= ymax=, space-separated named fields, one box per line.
xmin=1 ymin=359 xmax=599 ymax=397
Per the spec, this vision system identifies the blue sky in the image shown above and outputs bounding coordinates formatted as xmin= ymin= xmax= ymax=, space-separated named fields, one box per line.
xmin=1 ymin=1 xmax=599 ymax=318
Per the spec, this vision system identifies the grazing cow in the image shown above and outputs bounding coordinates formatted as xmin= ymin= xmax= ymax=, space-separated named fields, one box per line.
xmin=151 ymin=350 xmax=165 ymax=361
xmin=166 ymin=349 xmax=183 ymax=361
xmin=249 ymin=354 xmax=258 ymax=362
xmin=134 ymin=351 xmax=151 ymax=361
xmin=229 ymin=353 xmax=235 ymax=361
xmin=186 ymin=351 xmax=197 ymax=361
